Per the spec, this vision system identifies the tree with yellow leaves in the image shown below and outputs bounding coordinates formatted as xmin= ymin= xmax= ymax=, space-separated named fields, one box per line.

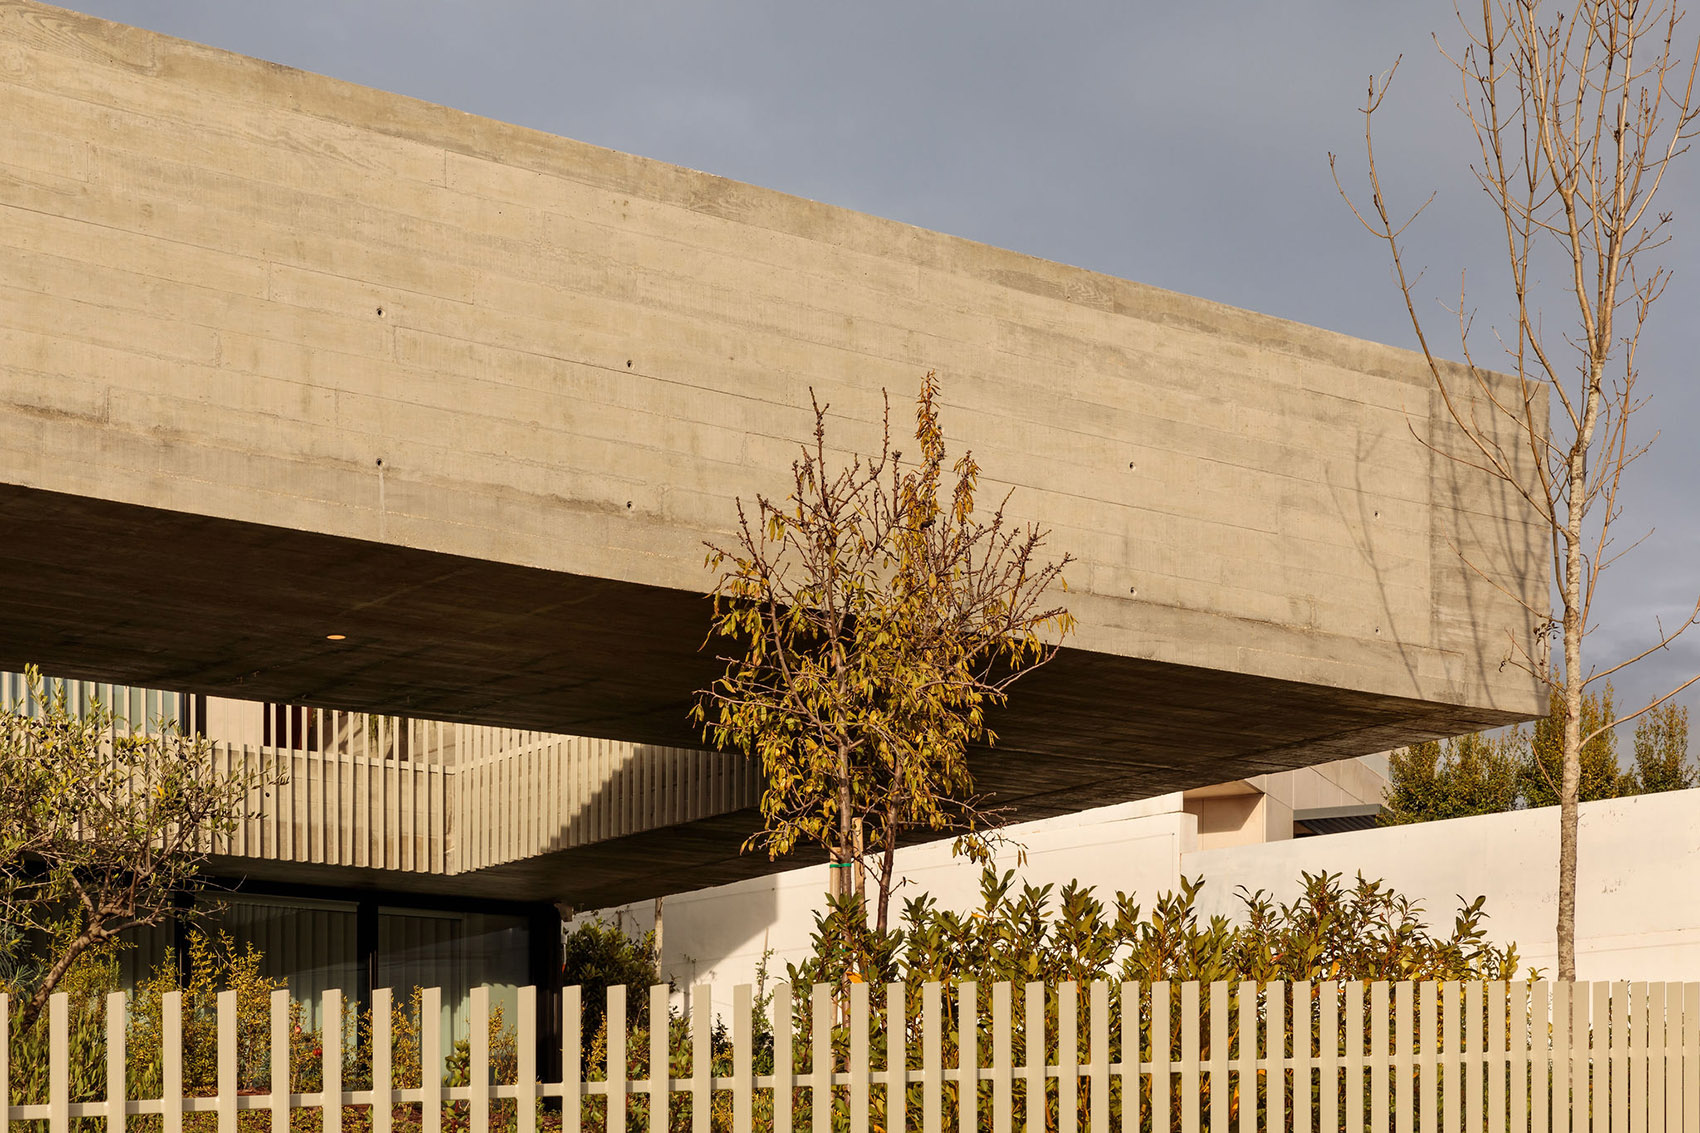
xmin=695 ymin=374 xmax=1075 ymax=938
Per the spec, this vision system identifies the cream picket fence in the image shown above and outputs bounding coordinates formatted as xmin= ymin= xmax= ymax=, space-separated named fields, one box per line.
xmin=5 ymin=979 xmax=1699 ymax=1132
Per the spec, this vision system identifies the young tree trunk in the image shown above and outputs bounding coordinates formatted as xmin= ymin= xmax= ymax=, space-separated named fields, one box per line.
xmin=1558 ymin=615 xmax=1582 ymax=981
xmin=1557 ymin=359 xmax=1600 ymax=981
xmin=876 ymin=799 xmax=899 ymax=935
xmin=19 ymin=921 xmax=110 ymax=1031
xmin=652 ymin=895 xmax=664 ymax=973
xmin=835 ymin=737 xmax=853 ymax=902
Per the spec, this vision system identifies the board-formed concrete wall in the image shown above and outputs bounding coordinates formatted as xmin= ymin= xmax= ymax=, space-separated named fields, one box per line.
xmin=0 ymin=2 xmax=1544 ymax=806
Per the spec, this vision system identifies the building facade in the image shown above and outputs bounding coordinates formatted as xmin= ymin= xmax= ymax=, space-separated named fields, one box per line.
xmin=0 ymin=0 xmax=1555 ymax=1038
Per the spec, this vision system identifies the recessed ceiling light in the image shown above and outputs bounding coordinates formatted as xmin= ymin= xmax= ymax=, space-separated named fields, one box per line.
xmin=325 ymin=634 xmax=347 ymax=641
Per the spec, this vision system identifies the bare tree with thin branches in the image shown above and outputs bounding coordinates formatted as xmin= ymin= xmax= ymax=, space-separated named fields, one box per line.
xmin=1335 ymin=0 xmax=1700 ymax=978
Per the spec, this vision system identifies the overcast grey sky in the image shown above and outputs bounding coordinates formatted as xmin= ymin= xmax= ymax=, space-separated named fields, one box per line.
xmin=58 ymin=2 xmax=1700 ymax=738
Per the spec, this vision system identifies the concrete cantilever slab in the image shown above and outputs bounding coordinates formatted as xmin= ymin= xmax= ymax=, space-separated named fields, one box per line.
xmin=0 ymin=2 xmax=1547 ymax=827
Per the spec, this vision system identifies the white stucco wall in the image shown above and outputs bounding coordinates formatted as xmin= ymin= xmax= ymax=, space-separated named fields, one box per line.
xmin=1184 ymin=787 xmax=1700 ymax=982
xmin=578 ymin=784 xmax=1700 ymax=1022
xmin=576 ymin=794 xmax=1198 ymax=1020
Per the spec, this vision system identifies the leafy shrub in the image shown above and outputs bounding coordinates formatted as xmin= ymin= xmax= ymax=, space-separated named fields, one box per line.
xmin=4 ymin=933 xmax=471 ymax=1133
xmin=560 ymin=918 xmax=659 ymax=1037
xmin=769 ymin=867 xmax=1523 ymax=1132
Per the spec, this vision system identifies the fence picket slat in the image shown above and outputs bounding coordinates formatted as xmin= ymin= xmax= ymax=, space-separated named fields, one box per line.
xmin=1557 ymin=979 xmax=1564 ymax=1129
xmin=1396 ymin=983 xmax=1413 ymax=1133
xmin=774 ymin=983 xmax=794 ymax=1133
xmin=1025 ymin=982 xmax=1045 ymax=1133
xmin=1488 ymin=983 xmax=1506 ymax=1133
xmin=734 ymin=984 xmax=753 ymax=1133
xmin=1616 ymin=983 xmax=1633 ymax=1133
xmin=650 ymin=985 xmax=670 ymax=1132
xmin=516 ymin=985 xmax=536 ymax=1133
xmin=106 ymin=992 xmax=126 ymax=1133
xmin=1058 ymin=982 xmax=1076 ymax=1133
xmin=218 ymin=989 xmax=237 ymax=1133
xmin=1577 ymin=985 xmax=1596 ymax=1133
xmin=1209 ymin=982 xmax=1227 ymax=1133
xmin=1295 ymin=982 xmax=1313 ymax=1133
xmin=271 ymin=989 xmax=290 ymax=1133
xmin=422 ymin=987 xmax=442 ymax=1133
xmin=1154 ymin=982 xmax=1173 ymax=1133
xmin=470 ymin=986 xmax=489 ymax=1133
xmin=0 ymin=993 xmax=9 ymax=1133
xmin=1321 ymin=983 xmax=1338 ymax=1133
xmin=1530 ymin=983 xmax=1549 ymax=1133
xmin=1663 ymin=984 xmax=1681 ymax=1133
xmin=608 ymin=986 xmax=627 ymax=1133
xmin=49 ymin=992 xmax=67 ymax=1133
xmin=1090 ymin=981 xmax=1109 ymax=1133
xmin=1120 ymin=982 xmax=1141 ymax=1133
xmin=813 ymin=983 xmax=832 ymax=1133
xmin=324 ymin=989 xmax=342 ymax=1133
xmin=1509 ymin=982 xmax=1528 ymax=1133
xmin=925 ymin=981 xmax=943 ymax=1133
xmin=1268 ymin=983 xmax=1285 ymax=1133
xmin=164 ymin=989 xmax=184 ymax=1133
xmin=370 ymin=987 xmax=392 ymax=1133
xmin=1238 ymin=982 xmax=1256 ymax=1133
xmin=1345 ymin=982 xmax=1364 ymax=1133
xmin=1550 ymin=983 xmax=1568 ymax=1133
xmin=1686 ymin=985 xmax=1700 ymax=1133
xmin=1371 ymin=982 xmax=1389 ymax=1133
xmin=962 ymin=981 xmax=981 ymax=1133
xmin=993 ymin=982 xmax=1012 ymax=1133
xmin=888 ymin=983 xmax=908 ymax=1133
xmin=1465 ymin=983 xmax=1483 ymax=1133
xmin=1181 ymin=981 xmax=1200 ymax=1133
xmin=1647 ymin=983 xmax=1664 ymax=1133
xmin=1420 ymin=982 xmax=1437 ymax=1133
xmin=692 ymin=983 xmax=711 ymax=1133
xmin=1625 ymin=973 xmax=1638 ymax=1129
xmin=563 ymin=985 xmax=582 ymax=1133
xmin=850 ymin=980 xmax=870 ymax=1133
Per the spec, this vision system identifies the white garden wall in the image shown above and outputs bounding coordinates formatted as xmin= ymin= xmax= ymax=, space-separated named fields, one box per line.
xmin=581 ymin=786 xmax=1700 ymax=1021
xmin=1185 ymin=787 xmax=1700 ymax=983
